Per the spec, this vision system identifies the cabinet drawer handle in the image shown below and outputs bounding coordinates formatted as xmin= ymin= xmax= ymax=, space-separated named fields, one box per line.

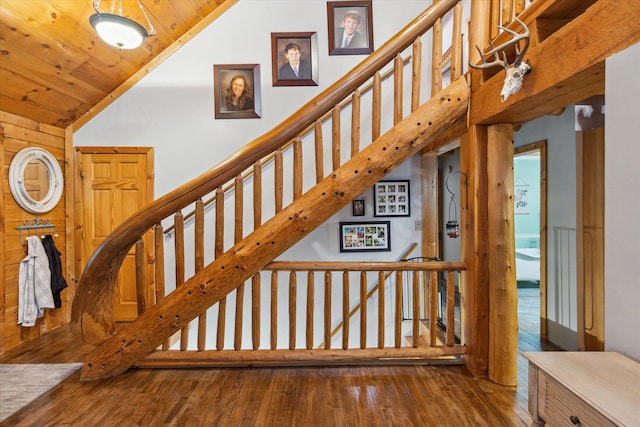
xmin=569 ymin=415 xmax=581 ymax=425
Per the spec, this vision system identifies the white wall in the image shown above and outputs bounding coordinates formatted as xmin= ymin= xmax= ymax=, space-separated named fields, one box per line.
xmin=76 ymin=0 xmax=434 ymax=194
xmin=604 ymin=42 xmax=640 ymax=362
xmin=439 ymin=149 xmax=462 ymax=261
xmin=515 ymin=108 xmax=578 ymax=350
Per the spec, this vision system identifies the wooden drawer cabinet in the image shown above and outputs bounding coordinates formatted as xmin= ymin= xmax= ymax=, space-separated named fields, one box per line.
xmin=524 ymin=352 xmax=640 ymax=427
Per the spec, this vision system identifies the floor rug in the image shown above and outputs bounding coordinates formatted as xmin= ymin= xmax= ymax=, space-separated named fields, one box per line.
xmin=0 ymin=363 xmax=83 ymax=422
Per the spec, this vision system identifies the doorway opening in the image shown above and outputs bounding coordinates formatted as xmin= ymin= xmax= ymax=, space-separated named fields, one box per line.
xmin=514 ymin=141 xmax=547 ymax=344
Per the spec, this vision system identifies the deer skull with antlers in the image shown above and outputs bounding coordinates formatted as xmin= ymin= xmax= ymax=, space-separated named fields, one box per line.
xmin=470 ymin=17 xmax=531 ymax=102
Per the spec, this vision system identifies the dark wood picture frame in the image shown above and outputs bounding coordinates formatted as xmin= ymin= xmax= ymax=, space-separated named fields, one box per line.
xmin=327 ymin=1 xmax=374 ymax=56
xmin=339 ymin=221 xmax=390 ymax=252
xmin=213 ymin=64 xmax=261 ymax=119
xmin=352 ymin=199 xmax=365 ymax=216
xmin=271 ymin=32 xmax=319 ymax=87
xmin=373 ymin=180 xmax=410 ymax=217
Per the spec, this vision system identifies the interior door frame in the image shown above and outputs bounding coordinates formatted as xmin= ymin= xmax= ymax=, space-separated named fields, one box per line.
xmin=514 ymin=140 xmax=548 ymax=339
xmin=73 ymin=146 xmax=154 ymax=320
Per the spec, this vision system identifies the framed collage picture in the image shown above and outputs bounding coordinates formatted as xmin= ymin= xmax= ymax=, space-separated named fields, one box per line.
xmin=339 ymin=221 xmax=390 ymax=252
xmin=373 ymin=180 xmax=410 ymax=217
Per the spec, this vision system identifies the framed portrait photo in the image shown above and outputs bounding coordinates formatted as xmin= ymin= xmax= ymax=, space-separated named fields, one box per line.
xmin=373 ymin=180 xmax=410 ymax=217
xmin=339 ymin=221 xmax=390 ymax=252
xmin=327 ymin=1 xmax=374 ymax=55
xmin=213 ymin=64 xmax=261 ymax=119
xmin=352 ymin=199 xmax=365 ymax=216
xmin=271 ymin=32 xmax=319 ymax=87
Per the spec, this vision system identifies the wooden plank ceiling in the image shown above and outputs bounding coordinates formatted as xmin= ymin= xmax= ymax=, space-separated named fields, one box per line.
xmin=0 ymin=0 xmax=234 ymax=129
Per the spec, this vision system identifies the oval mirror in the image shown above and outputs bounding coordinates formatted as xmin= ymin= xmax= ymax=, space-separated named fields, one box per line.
xmin=9 ymin=147 xmax=64 ymax=214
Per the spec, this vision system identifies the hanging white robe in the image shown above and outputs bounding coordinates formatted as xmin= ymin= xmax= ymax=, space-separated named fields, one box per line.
xmin=18 ymin=236 xmax=55 ymax=327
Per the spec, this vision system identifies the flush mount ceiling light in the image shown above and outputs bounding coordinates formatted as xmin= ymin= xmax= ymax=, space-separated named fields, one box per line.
xmin=90 ymin=0 xmax=156 ymax=50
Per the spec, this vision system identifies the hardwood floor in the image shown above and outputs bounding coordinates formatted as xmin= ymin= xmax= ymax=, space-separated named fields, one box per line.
xmin=0 ymin=290 xmax=551 ymax=426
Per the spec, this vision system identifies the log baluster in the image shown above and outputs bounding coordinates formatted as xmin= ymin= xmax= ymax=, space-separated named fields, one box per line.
xmin=154 ymin=224 xmax=169 ymax=350
xmin=411 ymin=38 xmax=422 ymax=112
xmin=306 ymin=272 xmax=314 ymax=350
xmin=173 ymin=210 xmax=188 ymax=351
xmin=270 ymin=271 xmax=278 ymax=349
xmin=447 ymin=271 xmax=456 ymax=346
xmin=490 ymin=0 xmax=501 ymax=39
xmin=274 ymin=148 xmax=283 ymax=213
xmin=332 ymin=106 xmax=341 ymax=171
xmin=215 ymin=187 xmax=225 ymax=257
xmin=195 ymin=199 xmax=207 ymax=351
xmin=430 ymin=271 xmax=438 ymax=347
xmin=395 ymin=271 xmax=403 ymax=348
xmin=372 ymin=72 xmax=381 ymax=141
xmin=234 ymin=283 xmax=245 ymax=351
xmin=378 ymin=271 xmax=385 ymax=349
xmin=253 ymin=160 xmax=262 ymax=228
xmin=135 ymin=239 xmax=146 ymax=316
xmin=423 ymin=263 xmax=429 ymax=320
xmin=252 ymin=274 xmax=261 ymax=350
xmin=195 ymin=199 xmax=205 ymax=271
xmin=412 ymin=271 xmax=420 ymax=348
xmin=289 ymin=272 xmax=297 ymax=350
xmin=431 ymin=17 xmax=443 ymax=96
xmin=342 ymin=271 xmax=350 ymax=350
xmin=324 ymin=272 xmax=331 ymax=349
xmin=502 ymin=0 xmax=513 ymax=27
xmin=451 ymin=3 xmax=463 ymax=81
xmin=360 ymin=272 xmax=367 ymax=349
xmin=252 ymin=162 xmax=262 ymax=350
xmin=314 ymin=121 xmax=324 ymax=184
xmin=215 ymin=187 xmax=226 ymax=351
xmin=393 ymin=54 xmax=403 ymax=125
xmin=293 ymin=137 xmax=303 ymax=200
xmin=350 ymin=90 xmax=361 ymax=157
xmin=234 ymin=175 xmax=244 ymax=351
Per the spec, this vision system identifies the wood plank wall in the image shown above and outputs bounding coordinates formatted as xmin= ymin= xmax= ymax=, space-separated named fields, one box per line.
xmin=0 ymin=110 xmax=71 ymax=353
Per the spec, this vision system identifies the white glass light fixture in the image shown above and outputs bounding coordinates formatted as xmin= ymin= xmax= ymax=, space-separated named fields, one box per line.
xmin=90 ymin=0 xmax=156 ymax=50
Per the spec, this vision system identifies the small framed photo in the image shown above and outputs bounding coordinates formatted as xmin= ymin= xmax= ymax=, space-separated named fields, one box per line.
xmin=271 ymin=32 xmax=319 ymax=87
xmin=213 ymin=64 xmax=261 ymax=119
xmin=352 ymin=199 xmax=365 ymax=216
xmin=327 ymin=1 xmax=374 ymax=56
xmin=374 ymin=180 xmax=410 ymax=217
xmin=340 ymin=221 xmax=390 ymax=252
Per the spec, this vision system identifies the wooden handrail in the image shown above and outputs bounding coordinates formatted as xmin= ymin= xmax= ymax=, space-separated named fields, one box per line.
xmin=265 ymin=260 xmax=466 ymax=272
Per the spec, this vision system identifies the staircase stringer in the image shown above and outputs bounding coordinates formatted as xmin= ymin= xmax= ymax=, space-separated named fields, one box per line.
xmin=79 ymin=76 xmax=469 ymax=381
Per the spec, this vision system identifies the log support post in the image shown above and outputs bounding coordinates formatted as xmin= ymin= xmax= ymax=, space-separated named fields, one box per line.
xmin=460 ymin=123 xmax=518 ymax=386
xmin=486 ymin=124 xmax=518 ymax=386
xmin=459 ymin=125 xmax=489 ymax=378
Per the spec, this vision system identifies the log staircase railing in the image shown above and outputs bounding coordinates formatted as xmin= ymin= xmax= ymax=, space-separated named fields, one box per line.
xmin=135 ymin=259 xmax=466 ymax=368
xmin=72 ymin=0 xmax=470 ymax=380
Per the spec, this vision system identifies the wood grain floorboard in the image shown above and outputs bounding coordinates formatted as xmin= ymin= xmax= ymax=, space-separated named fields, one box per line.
xmin=0 ymin=289 xmax=551 ymax=426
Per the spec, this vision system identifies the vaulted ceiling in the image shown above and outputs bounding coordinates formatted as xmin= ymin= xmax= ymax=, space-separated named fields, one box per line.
xmin=0 ymin=0 xmax=236 ymax=129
